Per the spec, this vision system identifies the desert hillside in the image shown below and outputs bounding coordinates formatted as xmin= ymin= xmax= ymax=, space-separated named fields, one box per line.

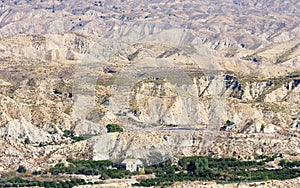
xmin=0 ymin=0 xmax=299 ymax=187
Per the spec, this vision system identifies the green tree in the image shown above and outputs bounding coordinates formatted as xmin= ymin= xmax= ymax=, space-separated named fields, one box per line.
xmin=106 ymin=124 xmax=123 ymax=133
xmin=17 ymin=165 xmax=26 ymax=173
xmin=260 ymin=124 xmax=265 ymax=132
xmin=225 ymin=120 xmax=235 ymax=126
xmin=279 ymin=159 xmax=287 ymax=168
xmin=24 ymin=137 xmax=30 ymax=144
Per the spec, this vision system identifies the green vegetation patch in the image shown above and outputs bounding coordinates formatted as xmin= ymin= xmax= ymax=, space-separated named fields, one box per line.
xmin=63 ymin=130 xmax=95 ymax=142
xmin=49 ymin=158 xmax=131 ymax=179
xmin=134 ymin=155 xmax=300 ymax=187
xmin=0 ymin=177 xmax=91 ymax=188
xmin=128 ymin=50 xmax=140 ymax=61
xmin=5 ymin=156 xmax=300 ymax=187
xmin=276 ymin=43 xmax=300 ymax=64
xmin=106 ymin=124 xmax=123 ymax=133
xmin=241 ymin=54 xmax=264 ymax=63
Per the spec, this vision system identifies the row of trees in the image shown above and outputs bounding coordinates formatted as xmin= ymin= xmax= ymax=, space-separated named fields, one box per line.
xmin=14 ymin=156 xmax=300 ymax=187
xmin=279 ymin=159 xmax=300 ymax=168
xmin=135 ymin=155 xmax=300 ymax=187
xmin=49 ymin=158 xmax=130 ymax=179
xmin=63 ymin=130 xmax=94 ymax=142
xmin=0 ymin=178 xmax=89 ymax=188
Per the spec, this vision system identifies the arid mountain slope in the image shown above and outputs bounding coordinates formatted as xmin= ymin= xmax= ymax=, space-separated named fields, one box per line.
xmin=0 ymin=0 xmax=299 ymax=173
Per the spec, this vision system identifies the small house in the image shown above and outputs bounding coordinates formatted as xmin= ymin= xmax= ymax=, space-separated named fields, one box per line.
xmin=119 ymin=159 xmax=144 ymax=172
xmin=220 ymin=124 xmax=236 ymax=131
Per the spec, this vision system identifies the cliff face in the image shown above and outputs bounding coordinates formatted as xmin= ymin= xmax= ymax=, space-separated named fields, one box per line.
xmin=0 ymin=34 xmax=92 ymax=62
xmin=90 ymin=72 xmax=299 ymax=161
xmin=0 ymin=55 xmax=299 ymax=170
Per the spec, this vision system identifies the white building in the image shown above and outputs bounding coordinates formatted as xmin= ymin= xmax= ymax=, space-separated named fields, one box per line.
xmin=120 ymin=159 xmax=144 ymax=172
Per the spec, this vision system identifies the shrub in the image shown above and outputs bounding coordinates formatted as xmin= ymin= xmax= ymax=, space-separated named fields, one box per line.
xmin=32 ymin=170 xmax=42 ymax=175
xmin=106 ymin=124 xmax=123 ymax=133
xmin=63 ymin=130 xmax=73 ymax=137
xmin=225 ymin=120 xmax=235 ymax=126
xmin=24 ymin=137 xmax=30 ymax=144
xmin=17 ymin=165 xmax=26 ymax=173
xmin=260 ymin=124 xmax=265 ymax=132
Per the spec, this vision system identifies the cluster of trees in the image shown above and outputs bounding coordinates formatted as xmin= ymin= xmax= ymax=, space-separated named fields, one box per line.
xmin=0 ymin=178 xmax=90 ymax=188
xmin=134 ymin=155 xmax=300 ymax=187
xmin=279 ymin=159 xmax=300 ymax=168
xmin=11 ymin=156 xmax=300 ymax=188
xmin=106 ymin=124 xmax=123 ymax=133
xmin=50 ymin=158 xmax=130 ymax=179
xmin=63 ymin=130 xmax=93 ymax=142
xmin=178 ymin=156 xmax=268 ymax=171
xmin=240 ymin=168 xmax=300 ymax=181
